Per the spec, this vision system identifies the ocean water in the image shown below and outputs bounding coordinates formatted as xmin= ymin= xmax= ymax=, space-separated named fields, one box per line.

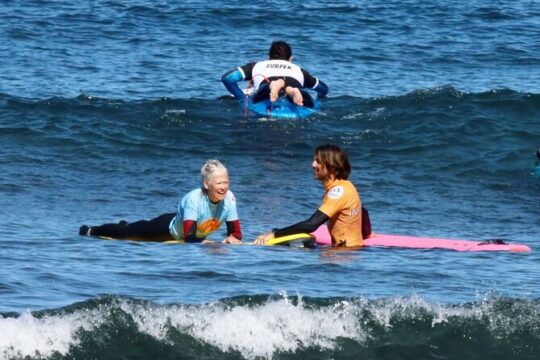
xmin=1 ymin=1 xmax=540 ymax=359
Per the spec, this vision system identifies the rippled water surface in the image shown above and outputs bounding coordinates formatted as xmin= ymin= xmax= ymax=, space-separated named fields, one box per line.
xmin=1 ymin=1 xmax=539 ymax=359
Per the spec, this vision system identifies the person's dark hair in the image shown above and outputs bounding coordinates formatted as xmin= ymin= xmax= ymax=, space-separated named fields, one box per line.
xmin=269 ymin=41 xmax=292 ymax=60
xmin=315 ymin=144 xmax=351 ymax=180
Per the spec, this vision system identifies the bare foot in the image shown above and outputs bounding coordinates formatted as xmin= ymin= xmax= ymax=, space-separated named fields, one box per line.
xmin=286 ymin=86 xmax=303 ymax=106
xmin=269 ymin=79 xmax=285 ymax=102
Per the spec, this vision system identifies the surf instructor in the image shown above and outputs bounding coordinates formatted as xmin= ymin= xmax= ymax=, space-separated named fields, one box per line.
xmin=255 ymin=144 xmax=365 ymax=248
xmin=79 ymin=160 xmax=243 ymax=244
xmin=221 ymin=41 xmax=329 ymax=109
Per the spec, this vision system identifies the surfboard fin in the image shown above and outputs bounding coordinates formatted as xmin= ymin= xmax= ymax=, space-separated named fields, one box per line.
xmin=478 ymin=239 xmax=508 ymax=245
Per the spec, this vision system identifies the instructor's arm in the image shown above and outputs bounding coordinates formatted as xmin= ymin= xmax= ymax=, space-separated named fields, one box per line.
xmin=254 ymin=210 xmax=328 ymax=245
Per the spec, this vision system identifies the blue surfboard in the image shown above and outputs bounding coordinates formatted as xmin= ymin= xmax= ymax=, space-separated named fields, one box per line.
xmin=246 ymin=97 xmax=320 ymax=120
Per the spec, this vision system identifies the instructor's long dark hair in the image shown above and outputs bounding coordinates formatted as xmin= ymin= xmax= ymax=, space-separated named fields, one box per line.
xmin=315 ymin=144 xmax=351 ymax=180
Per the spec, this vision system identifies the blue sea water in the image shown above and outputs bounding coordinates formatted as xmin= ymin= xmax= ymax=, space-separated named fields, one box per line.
xmin=1 ymin=1 xmax=540 ymax=359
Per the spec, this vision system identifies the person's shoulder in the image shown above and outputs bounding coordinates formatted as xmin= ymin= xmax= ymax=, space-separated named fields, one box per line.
xmin=187 ymin=187 xmax=203 ymax=195
xmin=339 ymin=179 xmax=358 ymax=191
xmin=330 ymin=179 xmax=351 ymax=187
xmin=327 ymin=179 xmax=357 ymax=197
xmin=225 ymin=190 xmax=237 ymax=202
xmin=340 ymin=180 xmax=360 ymax=199
xmin=183 ymin=187 xmax=204 ymax=200
xmin=326 ymin=182 xmax=346 ymax=200
xmin=224 ymin=191 xmax=238 ymax=207
xmin=242 ymin=61 xmax=258 ymax=69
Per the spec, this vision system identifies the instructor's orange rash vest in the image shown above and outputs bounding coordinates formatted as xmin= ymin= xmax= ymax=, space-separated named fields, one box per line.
xmin=318 ymin=179 xmax=363 ymax=247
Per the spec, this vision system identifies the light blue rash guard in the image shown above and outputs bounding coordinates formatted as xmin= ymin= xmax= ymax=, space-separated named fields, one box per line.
xmin=169 ymin=188 xmax=239 ymax=241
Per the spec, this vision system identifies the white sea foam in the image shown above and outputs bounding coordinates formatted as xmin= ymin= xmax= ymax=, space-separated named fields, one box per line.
xmin=121 ymin=295 xmax=367 ymax=359
xmin=0 ymin=309 xmax=105 ymax=359
xmin=174 ymin=298 xmax=366 ymax=358
xmin=2 ymin=295 xmax=537 ymax=359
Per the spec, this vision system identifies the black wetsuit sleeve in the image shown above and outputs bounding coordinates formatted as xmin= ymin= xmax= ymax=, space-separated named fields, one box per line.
xmin=301 ymin=69 xmax=318 ymax=88
xmin=239 ymin=62 xmax=256 ymax=80
xmin=301 ymin=69 xmax=329 ymax=98
xmin=273 ymin=210 xmax=329 ymax=238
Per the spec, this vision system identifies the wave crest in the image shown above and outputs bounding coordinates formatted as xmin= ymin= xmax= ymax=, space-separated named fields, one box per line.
xmin=2 ymin=294 xmax=539 ymax=359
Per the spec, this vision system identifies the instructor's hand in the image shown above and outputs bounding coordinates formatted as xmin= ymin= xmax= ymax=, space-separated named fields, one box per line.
xmin=254 ymin=232 xmax=275 ymax=245
xmin=223 ymin=235 xmax=242 ymax=244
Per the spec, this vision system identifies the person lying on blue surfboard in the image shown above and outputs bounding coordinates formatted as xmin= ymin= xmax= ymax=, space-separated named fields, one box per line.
xmin=221 ymin=40 xmax=329 ymax=109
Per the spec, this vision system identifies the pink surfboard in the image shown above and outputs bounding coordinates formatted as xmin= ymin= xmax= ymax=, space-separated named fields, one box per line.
xmin=311 ymin=225 xmax=531 ymax=252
